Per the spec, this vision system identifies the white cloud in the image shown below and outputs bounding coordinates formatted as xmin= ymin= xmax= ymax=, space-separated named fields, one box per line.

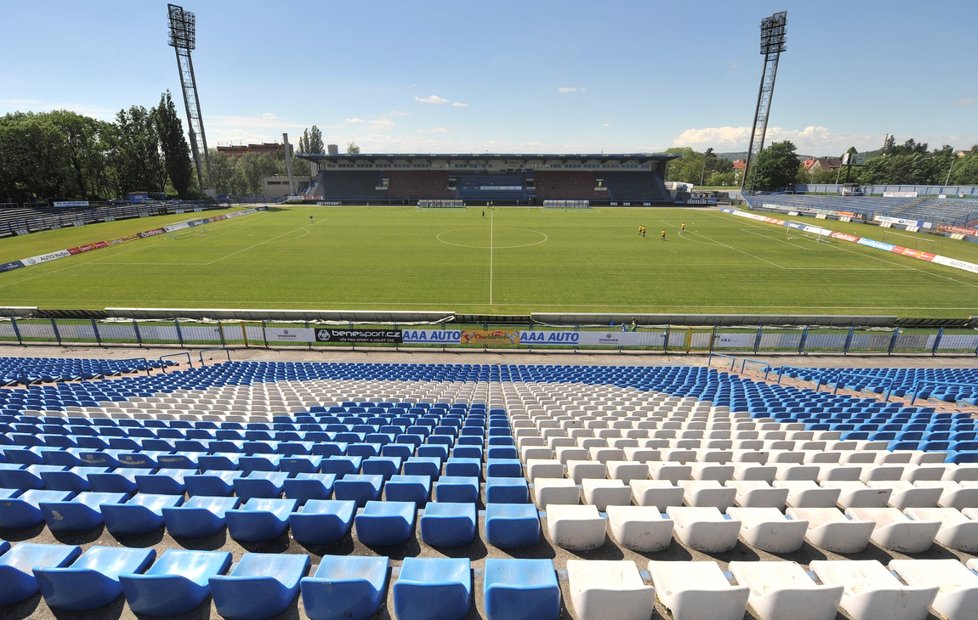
xmin=430 ymin=127 xmax=449 ymax=133
xmin=345 ymin=117 xmax=366 ymax=124
xmin=601 ymin=122 xmax=611 ymax=128
xmin=0 ymin=98 xmax=117 ymax=121
xmin=368 ymin=117 xmax=395 ymax=131
xmin=557 ymin=86 xmax=586 ymax=94
xmin=951 ymin=97 xmax=976 ymax=108
xmin=451 ymin=101 xmax=469 ymax=108
xmin=672 ymin=125 xmax=879 ymax=154
xmin=414 ymin=94 xmax=449 ymax=104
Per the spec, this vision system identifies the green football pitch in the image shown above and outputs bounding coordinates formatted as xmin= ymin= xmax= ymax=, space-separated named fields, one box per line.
xmin=1 ymin=206 xmax=976 ymax=316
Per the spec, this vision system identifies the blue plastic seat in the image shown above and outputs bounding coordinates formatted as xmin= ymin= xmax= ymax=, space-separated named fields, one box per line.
xmin=87 ymin=468 xmax=148 ymax=493
xmin=393 ymin=557 xmax=471 ymax=620
xmin=354 ymin=500 xmax=417 ymax=546
xmin=239 ymin=453 xmax=283 ymax=473
xmin=486 ymin=458 xmax=522 ymax=478
xmin=434 ymin=476 xmax=480 ymax=503
xmin=289 ymin=499 xmax=357 ymax=546
xmin=233 ymin=470 xmax=290 ymax=500
xmin=420 ymin=502 xmax=477 ymax=548
xmin=0 ymin=543 xmax=81 ymax=605
xmin=0 ymin=489 xmax=74 ymax=528
xmin=225 ymin=497 xmax=297 ymax=543
xmin=102 ymin=493 xmax=183 ymax=536
xmin=485 ymin=477 xmax=529 ymax=503
xmin=280 ymin=454 xmax=323 ymax=474
xmin=361 ymin=456 xmax=402 ymax=480
xmin=384 ymin=474 xmax=432 ymax=505
xmin=444 ymin=457 xmax=481 ymax=478
xmin=283 ymin=472 xmax=336 ymax=502
xmin=485 ymin=503 xmax=541 ymax=549
xmin=403 ymin=456 xmax=442 ymax=479
xmin=120 ymin=549 xmax=232 ymax=616
xmin=34 ymin=545 xmax=156 ymax=611
xmin=484 ymin=559 xmax=560 ymax=620
xmin=198 ymin=453 xmax=243 ymax=471
xmin=39 ymin=491 xmax=128 ymax=532
xmin=0 ymin=464 xmax=65 ymax=490
xmin=321 ymin=456 xmax=362 ymax=476
xmin=209 ymin=552 xmax=310 ymax=620
xmin=333 ymin=473 xmax=384 ymax=507
xmin=301 ymin=554 xmax=390 ymax=620
xmin=185 ymin=470 xmax=240 ymax=496
xmin=162 ymin=495 xmax=240 ymax=538
xmin=135 ymin=468 xmax=190 ymax=495
xmin=39 ymin=466 xmax=108 ymax=492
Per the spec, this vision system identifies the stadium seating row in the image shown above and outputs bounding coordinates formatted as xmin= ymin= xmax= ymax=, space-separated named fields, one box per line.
xmin=2 ymin=540 xmax=978 ymax=620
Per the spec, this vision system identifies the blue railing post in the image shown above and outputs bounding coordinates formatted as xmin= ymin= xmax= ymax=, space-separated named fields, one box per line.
xmin=842 ymin=327 xmax=855 ymax=355
xmin=798 ymin=326 xmax=809 ymax=354
xmin=92 ymin=319 xmax=102 ymax=347
xmin=887 ymin=328 xmax=900 ymax=355
xmin=931 ymin=328 xmax=943 ymax=357
xmin=50 ymin=319 xmax=62 ymax=346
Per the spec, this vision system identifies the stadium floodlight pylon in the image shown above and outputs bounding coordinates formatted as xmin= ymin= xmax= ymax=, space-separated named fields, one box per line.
xmin=167 ymin=4 xmax=212 ymax=195
xmin=742 ymin=11 xmax=787 ymax=196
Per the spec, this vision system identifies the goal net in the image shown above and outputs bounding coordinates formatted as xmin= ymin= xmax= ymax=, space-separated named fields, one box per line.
xmin=785 ymin=220 xmax=831 ymax=244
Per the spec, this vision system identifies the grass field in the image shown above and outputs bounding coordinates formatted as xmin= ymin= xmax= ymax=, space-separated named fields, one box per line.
xmin=0 ymin=206 xmax=976 ymax=316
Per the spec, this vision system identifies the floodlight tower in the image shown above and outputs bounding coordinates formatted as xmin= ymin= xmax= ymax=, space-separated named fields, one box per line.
xmin=167 ymin=4 xmax=212 ymax=194
xmin=742 ymin=11 xmax=787 ymax=194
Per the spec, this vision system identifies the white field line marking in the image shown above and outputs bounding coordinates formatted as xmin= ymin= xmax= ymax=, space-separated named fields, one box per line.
xmin=204 ymin=226 xmax=311 ymax=265
xmin=708 ymin=212 xmax=978 ymax=289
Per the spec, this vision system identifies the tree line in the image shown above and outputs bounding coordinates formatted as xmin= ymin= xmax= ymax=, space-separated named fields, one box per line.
xmin=666 ymin=137 xmax=978 ymax=192
xmin=0 ymin=92 xmax=196 ymax=203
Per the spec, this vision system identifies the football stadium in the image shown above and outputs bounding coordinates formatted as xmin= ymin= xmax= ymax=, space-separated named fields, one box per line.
xmin=1 ymin=3 xmax=977 ymax=620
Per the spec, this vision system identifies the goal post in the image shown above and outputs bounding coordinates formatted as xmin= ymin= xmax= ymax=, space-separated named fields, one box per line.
xmin=785 ymin=220 xmax=830 ymax=243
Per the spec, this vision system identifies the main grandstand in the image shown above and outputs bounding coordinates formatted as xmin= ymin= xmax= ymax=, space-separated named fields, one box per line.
xmin=297 ymin=153 xmax=676 ymax=205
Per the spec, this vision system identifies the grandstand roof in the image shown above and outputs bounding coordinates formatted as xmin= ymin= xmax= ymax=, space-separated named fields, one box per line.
xmin=297 ymin=152 xmax=678 ymax=163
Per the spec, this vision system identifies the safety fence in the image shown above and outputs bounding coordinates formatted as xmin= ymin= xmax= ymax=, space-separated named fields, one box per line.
xmin=0 ymin=318 xmax=976 ymax=356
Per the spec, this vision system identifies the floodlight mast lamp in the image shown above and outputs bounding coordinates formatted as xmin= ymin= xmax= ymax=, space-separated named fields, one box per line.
xmin=742 ymin=11 xmax=787 ymax=195
xmin=167 ymin=4 xmax=212 ymax=194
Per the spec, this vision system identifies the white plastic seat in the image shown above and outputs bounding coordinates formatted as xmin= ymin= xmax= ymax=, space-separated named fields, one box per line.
xmin=679 ymin=480 xmax=736 ymax=510
xmin=786 ymin=507 xmax=874 ymax=553
xmin=930 ymin=481 xmax=978 ymax=509
xmin=900 ymin=464 xmax=949 ymax=482
xmin=606 ymin=505 xmax=674 ymax=552
xmin=904 ymin=506 xmax=978 ymax=552
xmin=773 ymin=464 xmax=818 ymax=481
xmin=525 ymin=459 xmax=564 ymax=481
xmin=727 ymin=480 xmax=788 ymax=508
xmin=865 ymin=480 xmax=941 ymax=509
xmin=544 ymin=503 xmax=606 ymax=551
xmin=947 ymin=464 xmax=978 ymax=482
xmin=533 ymin=478 xmax=579 ymax=507
xmin=647 ymin=462 xmax=691 ymax=483
xmin=566 ymin=460 xmax=607 ymax=484
xmin=629 ymin=480 xmax=684 ymax=510
xmin=809 ymin=560 xmax=938 ymax=620
xmin=581 ymin=478 xmax=631 ymax=511
xmin=731 ymin=463 xmax=776 ymax=481
xmin=821 ymin=481 xmax=891 ymax=508
xmin=859 ymin=464 xmax=904 ymax=483
xmin=647 ymin=560 xmax=749 ymax=620
xmin=555 ymin=446 xmax=589 ymax=464
xmin=845 ymin=507 xmax=940 ymax=553
xmin=567 ymin=560 xmax=653 ymax=620
xmin=667 ymin=506 xmax=740 ymax=553
xmin=728 ymin=507 xmax=807 ymax=553
xmin=605 ymin=461 xmax=649 ymax=484
xmin=774 ymin=480 xmax=840 ymax=508
xmin=728 ymin=560 xmax=843 ymax=620
xmin=689 ymin=462 xmax=734 ymax=482
xmin=888 ymin=559 xmax=978 ymax=620
xmin=816 ymin=464 xmax=862 ymax=482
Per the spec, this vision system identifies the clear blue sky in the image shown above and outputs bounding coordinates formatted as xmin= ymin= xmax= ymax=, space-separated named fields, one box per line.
xmin=1 ymin=0 xmax=975 ymax=156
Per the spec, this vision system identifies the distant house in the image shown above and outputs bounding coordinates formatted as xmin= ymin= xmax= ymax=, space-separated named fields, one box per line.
xmin=217 ymin=143 xmax=292 ymax=158
xmin=732 ymin=159 xmax=747 ymax=171
xmin=802 ymin=157 xmax=842 ymax=173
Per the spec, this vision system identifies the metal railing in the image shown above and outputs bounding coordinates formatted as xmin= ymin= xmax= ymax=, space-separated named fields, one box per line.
xmin=0 ymin=317 xmax=975 ymax=356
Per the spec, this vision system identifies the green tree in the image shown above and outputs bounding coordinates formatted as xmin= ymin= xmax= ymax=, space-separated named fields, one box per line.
xmin=153 ymin=91 xmax=195 ymax=198
xmin=748 ymin=141 xmax=800 ymax=191
xmin=347 ymin=141 xmax=361 ymax=155
xmin=949 ymin=148 xmax=978 ymax=185
xmin=111 ymin=105 xmax=165 ymax=195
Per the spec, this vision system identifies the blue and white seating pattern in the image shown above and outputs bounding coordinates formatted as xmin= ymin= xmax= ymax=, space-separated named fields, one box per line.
xmin=0 ymin=360 xmax=975 ymax=619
